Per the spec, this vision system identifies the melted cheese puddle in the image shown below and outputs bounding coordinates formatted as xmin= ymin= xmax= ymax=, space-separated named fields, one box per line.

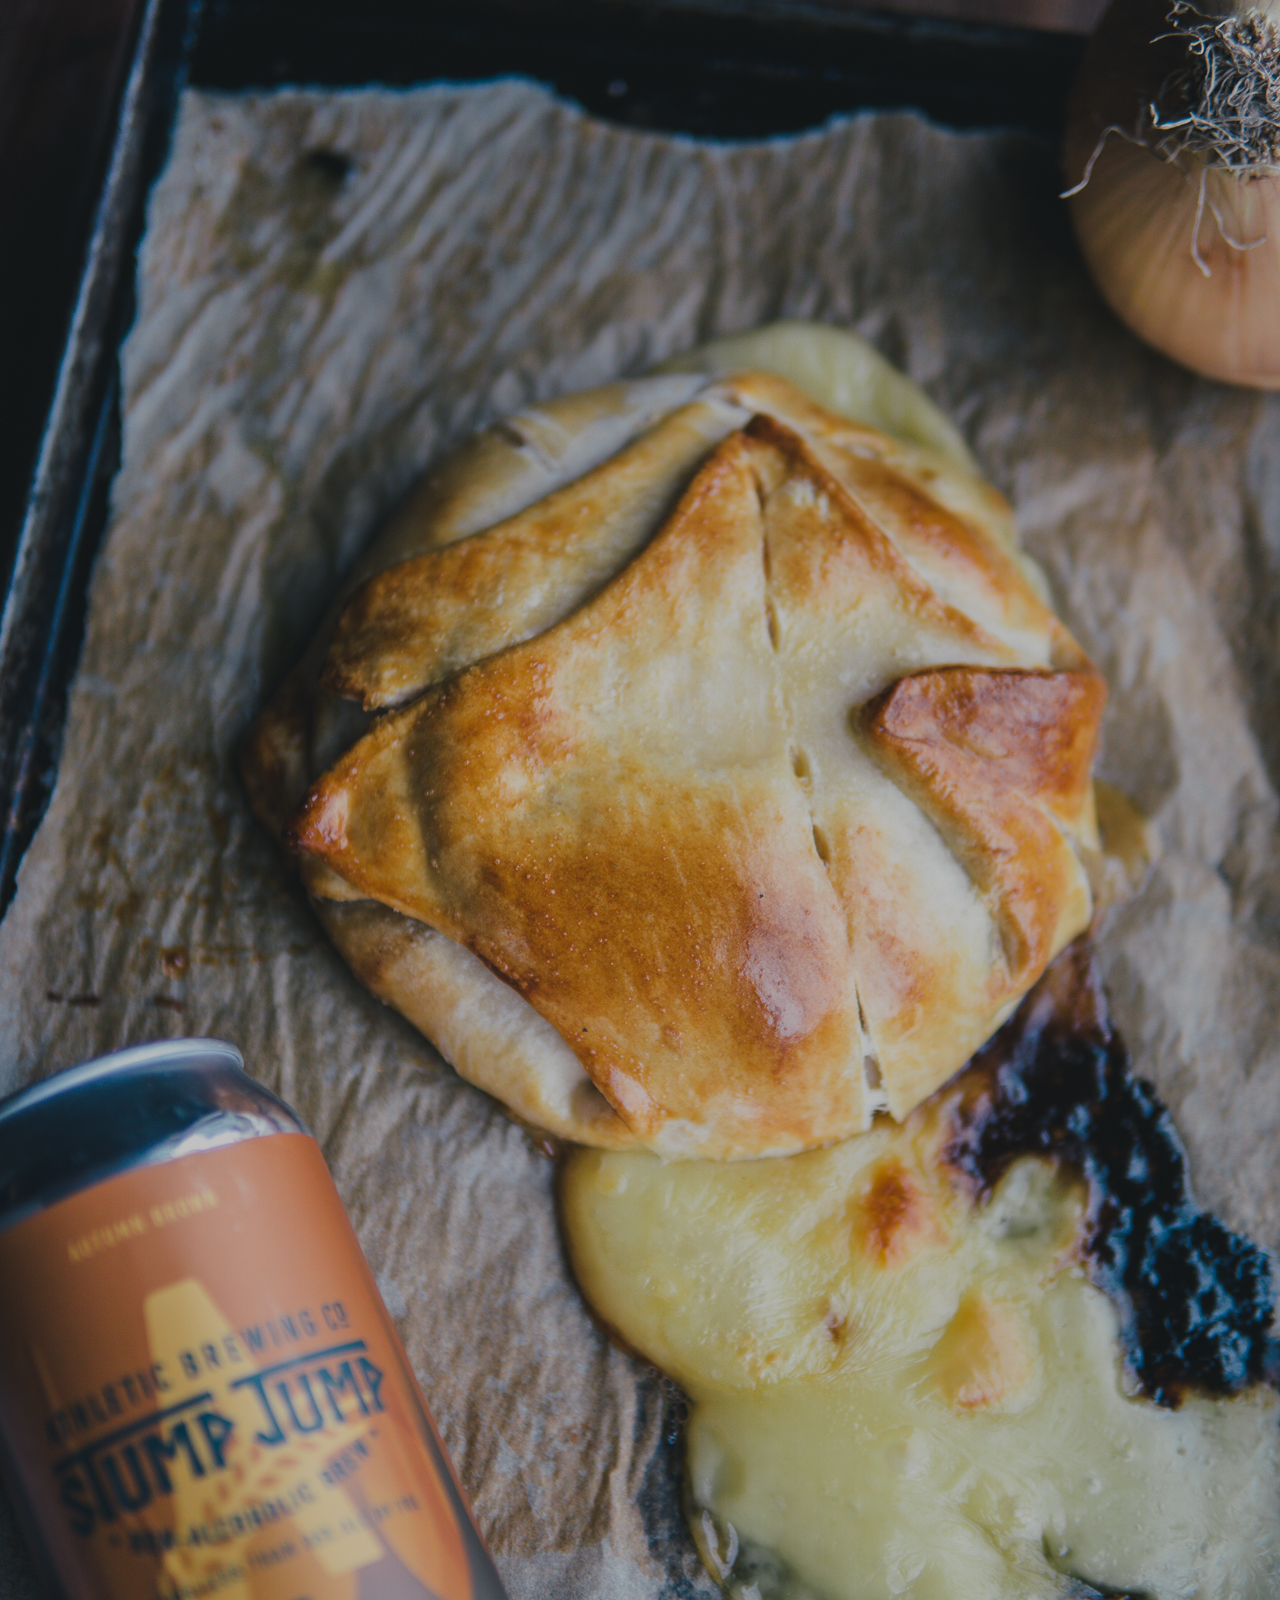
xmin=560 ymin=1109 xmax=1280 ymax=1599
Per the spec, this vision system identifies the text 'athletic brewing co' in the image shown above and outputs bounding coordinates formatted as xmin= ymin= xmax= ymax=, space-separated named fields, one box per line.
xmin=0 ymin=1040 xmax=510 ymax=1600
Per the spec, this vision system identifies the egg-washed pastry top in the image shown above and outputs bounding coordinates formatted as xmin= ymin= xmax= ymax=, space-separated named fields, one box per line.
xmin=242 ymin=324 xmax=1105 ymax=1159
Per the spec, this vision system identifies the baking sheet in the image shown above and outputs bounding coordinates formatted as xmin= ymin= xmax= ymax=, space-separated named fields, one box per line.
xmin=2 ymin=79 xmax=1279 ymax=1597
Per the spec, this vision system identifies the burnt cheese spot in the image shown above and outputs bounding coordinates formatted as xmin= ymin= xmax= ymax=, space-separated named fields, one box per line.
xmin=855 ymin=1159 xmax=945 ymax=1268
xmin=945 ymin=940 xmax=1279 ymax=1407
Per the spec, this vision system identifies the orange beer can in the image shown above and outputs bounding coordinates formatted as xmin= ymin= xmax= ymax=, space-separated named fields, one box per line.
xmin=0 ymin=1041 xmax=510 ymax=1600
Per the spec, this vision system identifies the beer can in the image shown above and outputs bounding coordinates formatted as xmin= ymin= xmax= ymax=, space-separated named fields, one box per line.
xmin=0 ymin=1039 xmax=510 ymax=1600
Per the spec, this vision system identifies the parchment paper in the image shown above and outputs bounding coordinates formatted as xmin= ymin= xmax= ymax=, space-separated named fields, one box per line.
xmin=3 ymin=80 xmax=1280 ymax=1597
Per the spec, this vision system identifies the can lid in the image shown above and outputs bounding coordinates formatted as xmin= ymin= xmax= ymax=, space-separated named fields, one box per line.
xmin=0 ymin=1040 xmax=301 ymax=1232
xmin=0 ymin=1038 xmax=244 ymax=1127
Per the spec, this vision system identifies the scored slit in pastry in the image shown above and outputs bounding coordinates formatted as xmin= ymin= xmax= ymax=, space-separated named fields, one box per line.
xmin=244 ymin=324 xmax=1105 ymax=1158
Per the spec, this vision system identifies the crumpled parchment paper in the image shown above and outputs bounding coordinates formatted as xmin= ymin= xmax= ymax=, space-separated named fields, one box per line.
xmin=2 ymin=79 xmax=1279 ymax=1598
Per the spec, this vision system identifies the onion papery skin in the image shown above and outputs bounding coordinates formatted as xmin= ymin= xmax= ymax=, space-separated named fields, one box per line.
xmin=1065 ymin=0 xmax=1280 ymax=389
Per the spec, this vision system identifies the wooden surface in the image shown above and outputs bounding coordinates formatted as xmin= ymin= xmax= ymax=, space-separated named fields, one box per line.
xmin=859 ymin=0 xmax=1107 ymax=29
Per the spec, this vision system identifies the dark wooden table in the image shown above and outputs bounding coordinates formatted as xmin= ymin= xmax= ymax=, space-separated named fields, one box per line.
xmin=871 ymin=0 xmax=1105 ymax=26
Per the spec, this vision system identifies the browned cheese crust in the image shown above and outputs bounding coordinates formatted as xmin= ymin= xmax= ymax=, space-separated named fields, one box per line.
xmin=244 ymin=370 xmax=1104 ymax=1158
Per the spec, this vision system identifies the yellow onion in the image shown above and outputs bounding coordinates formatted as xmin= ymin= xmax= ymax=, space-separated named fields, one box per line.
xmin=1064 ymin=0 xmax=1280 ymax=387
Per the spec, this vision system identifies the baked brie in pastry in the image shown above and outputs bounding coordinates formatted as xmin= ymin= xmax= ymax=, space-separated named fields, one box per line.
xmin=243 ymin=324 xmax=1105 ymax=1158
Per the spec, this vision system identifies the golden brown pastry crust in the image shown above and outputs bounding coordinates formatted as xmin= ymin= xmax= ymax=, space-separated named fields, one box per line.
xmin=270 ymin=384 xmax=1104 ymax=1158
xmin=322 ymin=397 xmax=744 ymax=712
xmin=289 ymin=435 xmax=868 ymax=1155
xmin=864 ymin=667 xmax=1104 ymax=980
